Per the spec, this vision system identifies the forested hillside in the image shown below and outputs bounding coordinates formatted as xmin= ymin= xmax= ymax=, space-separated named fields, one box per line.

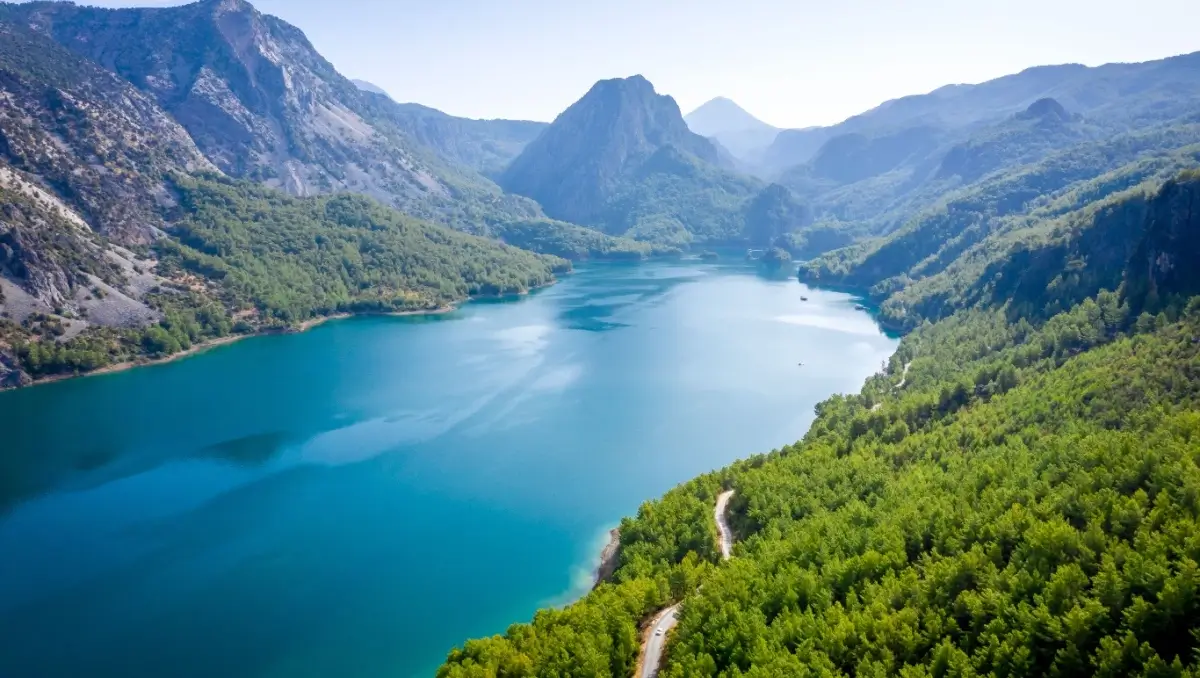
xmin=436 ymin=165 xmax=1200 ymax=676
xmin=801 ymin=142 xmax=1200 ymax=331
xmin=0 ymin=172 xmax=566 ymax=386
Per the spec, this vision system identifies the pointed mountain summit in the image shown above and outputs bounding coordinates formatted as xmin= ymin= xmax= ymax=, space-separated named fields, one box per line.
xmin=685 ymin=97 xmax=780 ymax=160
xmin=500 ymin=75 xmax=734 ymax=230
xmin=685 ymin=97 xmax=775 ymax=136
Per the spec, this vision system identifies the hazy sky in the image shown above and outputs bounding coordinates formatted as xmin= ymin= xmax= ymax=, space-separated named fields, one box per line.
xmin=48 ymin=0 xmax=1200 ymax=127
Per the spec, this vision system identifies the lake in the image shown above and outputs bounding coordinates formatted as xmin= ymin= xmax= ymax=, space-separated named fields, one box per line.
xmin=0 ymin=259 xmax=897 ymax=678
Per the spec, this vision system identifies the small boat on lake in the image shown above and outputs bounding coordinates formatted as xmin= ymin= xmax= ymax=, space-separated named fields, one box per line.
xmin=854 ymin=304 xmax=867 ymax=311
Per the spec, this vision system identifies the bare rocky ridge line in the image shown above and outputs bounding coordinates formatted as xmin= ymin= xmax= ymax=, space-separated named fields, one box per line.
xmin=637 ymin=490 xmax=736 ymax=678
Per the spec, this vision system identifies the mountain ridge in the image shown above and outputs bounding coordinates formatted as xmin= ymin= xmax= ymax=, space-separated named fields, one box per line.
xmin=0 ymin=0 xmax=552 ymax=232
xmin=756 ymin=50 xmax=1200 ymax=178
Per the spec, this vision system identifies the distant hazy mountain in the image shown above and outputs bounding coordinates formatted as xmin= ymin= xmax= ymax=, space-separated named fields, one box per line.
xmin=351 ymin=78 xmax=391 ymax=98
xmin=756 ymin=51 xmax=1200 ymax=178
xmin=933 ymin=97 xmax=1097 ymax=183
xmin=685 ymin=97 xmax=780 ymax=161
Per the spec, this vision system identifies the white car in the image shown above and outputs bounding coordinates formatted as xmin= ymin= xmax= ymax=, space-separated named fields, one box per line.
xmin=655 ymin=628 xmax=664 ymax=636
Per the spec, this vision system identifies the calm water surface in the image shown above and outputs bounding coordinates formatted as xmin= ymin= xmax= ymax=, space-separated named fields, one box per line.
xmin=0 ymin=260 xmax=897 ymax=678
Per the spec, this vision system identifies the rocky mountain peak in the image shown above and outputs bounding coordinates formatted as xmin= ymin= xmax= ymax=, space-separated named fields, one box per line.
xmin=499 ymin=74 xmax=727 ymax=226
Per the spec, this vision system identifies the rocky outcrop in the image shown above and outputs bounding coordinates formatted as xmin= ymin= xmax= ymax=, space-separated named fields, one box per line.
xmin=0 ymin=345 xmax=32 ymax=388
xmin=742 ymin=183 xmax=809 ymax=246
xmin=593 ymin=528 xmax=621 ymax=587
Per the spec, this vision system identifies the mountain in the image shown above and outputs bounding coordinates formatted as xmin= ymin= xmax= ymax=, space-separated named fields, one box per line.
xmin=766 ymin=57 xmax=1200 ymax=249
xmin=500 ymin=75 xmax=784 ymax=245
xmin=757 ymin=51 xmax=1200 ymax=179
xmin=933 ymin=97 xmax=1096 ymax=182
xmin=685 ymin=96 xmax=780 ymax=160
xmin=0 ymin=19 xmax=212 ymax=328
xmin=0 ymin=0 xmax=555 ymax=232
xmin=797 ymin=122 xmax=1200 ymax=321
xmin=501 ymin=74 xmax=727 ymax=222
xmin=776 ymin=98 xmax=1093 ymax=221
xmin=351 ymin=78 xmax=390 ymax=98
xmin=0 ymin=0 xmax=658 ymax=262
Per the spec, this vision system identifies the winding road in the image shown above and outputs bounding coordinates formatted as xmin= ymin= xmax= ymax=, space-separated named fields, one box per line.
xmin=637 ymin=490 xmax=736 ymax=678
xmin=872 ymin=361 xmax=914 ymax=412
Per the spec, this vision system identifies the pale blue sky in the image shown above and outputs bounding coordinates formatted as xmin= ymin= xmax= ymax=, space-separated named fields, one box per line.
xmin=45 ymin=0 xmax=1200 ymax=126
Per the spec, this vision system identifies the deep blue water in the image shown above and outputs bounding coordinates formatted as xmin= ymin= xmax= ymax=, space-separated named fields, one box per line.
xmin=0 ymin=260 xmax=897 ymax=677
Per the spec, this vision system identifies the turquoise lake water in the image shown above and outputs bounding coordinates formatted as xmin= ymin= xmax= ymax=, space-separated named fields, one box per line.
xmin=0 ymin=260 xmax=897 ymax=677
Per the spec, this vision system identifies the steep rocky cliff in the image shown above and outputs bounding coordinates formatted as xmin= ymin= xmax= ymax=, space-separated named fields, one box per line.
xmin=1125 ymin=171 xmax=1200 ymax=313
xmin=1 ymin=0 xmax=543 ymax=230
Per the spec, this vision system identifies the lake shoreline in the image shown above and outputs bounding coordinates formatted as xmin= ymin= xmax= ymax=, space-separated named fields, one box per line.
xmin=15 ymin=275 xmax=572 ymax=391
xmin=24 ymin=305 xmax=461 ymax=390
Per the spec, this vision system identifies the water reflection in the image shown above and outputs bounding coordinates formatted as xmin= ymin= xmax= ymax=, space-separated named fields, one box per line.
xmin=201 ymin=432 xmax=294 ymax=467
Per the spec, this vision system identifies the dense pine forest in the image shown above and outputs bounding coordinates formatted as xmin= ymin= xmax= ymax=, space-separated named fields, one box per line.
xmin=436 ymin=173 xmax=1200 ymax=677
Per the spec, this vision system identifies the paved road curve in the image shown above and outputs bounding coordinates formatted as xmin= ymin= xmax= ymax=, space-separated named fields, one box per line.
xmin=638 ymin=490 xmax=736 ymax=678
xmin=638 ymin=605 xmax=680 ymax=678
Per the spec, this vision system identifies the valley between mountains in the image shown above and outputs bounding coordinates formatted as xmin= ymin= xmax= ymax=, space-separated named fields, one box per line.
xmin=3 ymin=2 xmax=1200 ymax=677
